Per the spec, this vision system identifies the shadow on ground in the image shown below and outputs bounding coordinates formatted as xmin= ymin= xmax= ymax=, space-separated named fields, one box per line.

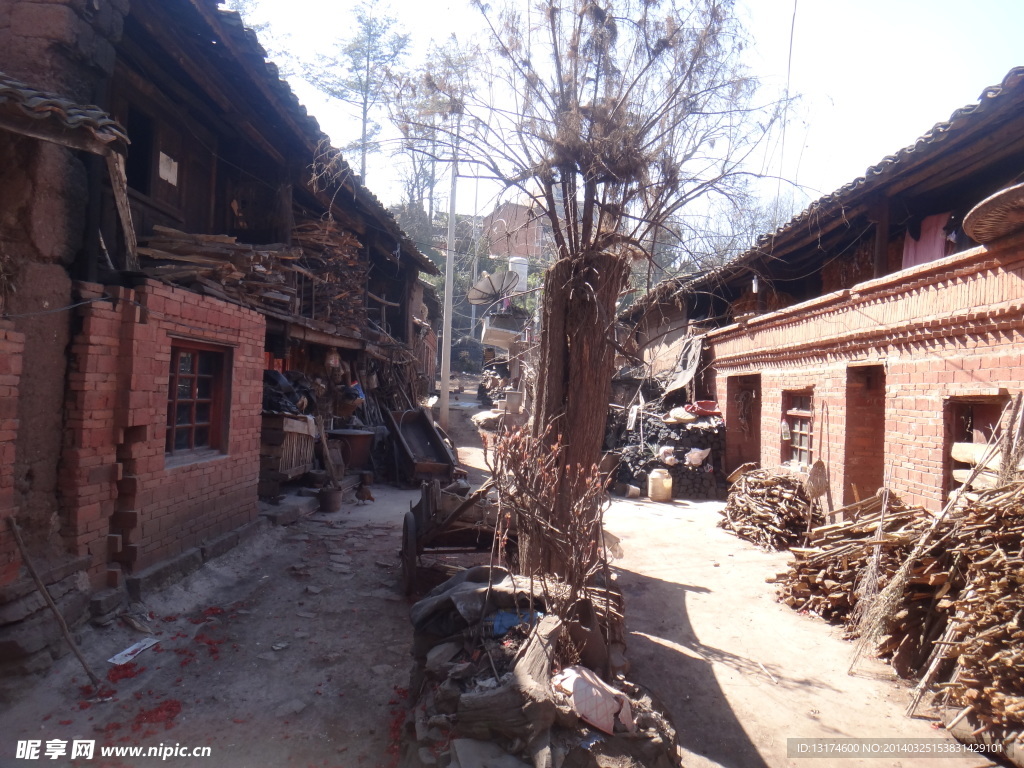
xmin=616 ymin=568 xmax=771 ymax=768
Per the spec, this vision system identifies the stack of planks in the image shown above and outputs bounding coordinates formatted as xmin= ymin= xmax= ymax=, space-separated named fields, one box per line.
xmin=937 ymin=482 xmax=1024 ymax=732
xmin=718 ymin=468 xmax=818 ymax=550
xmin=951 ymin=440 xmax=1024 ymax=496
xmin=138 ymin=219 xmax=367 ymax=333
xmin=139 ymin=225 xmax=301 ymax=312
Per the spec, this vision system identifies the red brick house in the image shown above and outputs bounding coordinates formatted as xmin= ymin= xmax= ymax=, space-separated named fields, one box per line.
xmin=632 ymin=67 xmax=1024 ymax=514
xmin=0 ymin=0 xmax=435 ymax=673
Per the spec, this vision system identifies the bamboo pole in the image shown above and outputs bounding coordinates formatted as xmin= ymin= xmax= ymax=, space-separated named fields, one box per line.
xmin=6 ymin=517 xmax=102 ymax=687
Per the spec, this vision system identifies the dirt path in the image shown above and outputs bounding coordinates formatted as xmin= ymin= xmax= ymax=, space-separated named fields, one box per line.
xmin=1 ymin=488 xmax=419 ymax=768
xmin=605 ymin=498 xmax=995 ymax=768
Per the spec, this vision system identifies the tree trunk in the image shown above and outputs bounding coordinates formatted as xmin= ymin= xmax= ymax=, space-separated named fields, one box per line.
xmin=532 ymin=250 xmax=629 ymax=571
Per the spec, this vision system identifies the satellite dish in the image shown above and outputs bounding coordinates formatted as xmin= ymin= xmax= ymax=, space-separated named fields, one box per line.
xmin=467 ymin=270 xmax=520 ymax=305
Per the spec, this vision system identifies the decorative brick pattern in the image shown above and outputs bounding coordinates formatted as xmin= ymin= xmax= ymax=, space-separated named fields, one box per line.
xmin=61 ymin=280 xmax=265 ymax=587
xmin=711 ymin=238 xmax=1024 ymax=513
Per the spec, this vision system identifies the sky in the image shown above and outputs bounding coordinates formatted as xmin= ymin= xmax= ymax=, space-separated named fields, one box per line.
xmin=235 ymin=0 xmax=1024 ymax=221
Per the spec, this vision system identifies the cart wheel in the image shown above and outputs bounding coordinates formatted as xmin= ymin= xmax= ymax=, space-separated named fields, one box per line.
xmin=401 ymin=510 xmax=418 ymax=595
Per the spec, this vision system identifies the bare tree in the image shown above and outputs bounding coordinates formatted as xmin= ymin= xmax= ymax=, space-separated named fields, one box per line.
xmin=428 ymin=0 xmax=785 ymax=571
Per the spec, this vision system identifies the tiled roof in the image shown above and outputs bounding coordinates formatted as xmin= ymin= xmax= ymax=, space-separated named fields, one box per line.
xmin=632 ymin=66 xmax=1024 ymax=312
xmin=0 ymin=71 xmax=128 ymax=147
xmin=203 ymin=2 xmax=438 ymax=275
xmin=752 ymin=66 xmax=1024 ymax=255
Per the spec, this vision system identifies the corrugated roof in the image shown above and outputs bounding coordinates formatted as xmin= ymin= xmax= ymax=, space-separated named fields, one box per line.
xmin=0 ymin=70 xmax=128 ymax=147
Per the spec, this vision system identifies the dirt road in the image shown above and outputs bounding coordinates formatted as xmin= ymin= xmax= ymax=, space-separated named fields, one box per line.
xmin=0 ymin=489 xmax=419 ymax=768
xmin=605 ymin=498 xmax=995 ymax=768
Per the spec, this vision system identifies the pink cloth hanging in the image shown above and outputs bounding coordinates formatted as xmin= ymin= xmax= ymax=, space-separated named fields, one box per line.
xmin=902 ymin=212 xmax=951 ymax=269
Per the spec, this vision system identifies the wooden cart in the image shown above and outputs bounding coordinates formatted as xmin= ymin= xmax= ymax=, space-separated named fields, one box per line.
xmin=401 ymin=479 xmax=504 ymax=594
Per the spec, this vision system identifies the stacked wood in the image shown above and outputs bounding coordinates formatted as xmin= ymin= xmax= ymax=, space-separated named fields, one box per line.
xmin=137 ymin=220 xmax=368 ymax=334
xmin=939 ymin=482 xmax=1024 ymax=732
xmin=950 ymin=440 xmax=1024 ymax=494
xmin=770 ymin=493 xmax=916 ymax=617
xmin=769 ymin=492 xmax=962 ymax=676
xmin=290 ymin=219 xmax=367 ymax=331
xmin=718 ymin=469 xmax=817 ymax=550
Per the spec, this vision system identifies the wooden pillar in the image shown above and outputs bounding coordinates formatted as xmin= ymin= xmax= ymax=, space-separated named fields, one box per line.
xmin=870 ymin=199 xmax=891 ymax=278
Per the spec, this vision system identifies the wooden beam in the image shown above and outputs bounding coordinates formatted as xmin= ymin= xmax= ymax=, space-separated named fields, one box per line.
xmin=106 ymin=152 xmax=140 ymax=270
xmin=868 ymin=198 xmax=890 ymax=278
xmin=0 ymin=112 xmax=115 ymax=157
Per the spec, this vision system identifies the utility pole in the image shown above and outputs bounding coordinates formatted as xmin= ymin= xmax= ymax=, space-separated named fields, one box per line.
xmin=469 ymin=177 xmax=479 ymax=340
xmin=438 ymin=122 xmax=459 ymax=432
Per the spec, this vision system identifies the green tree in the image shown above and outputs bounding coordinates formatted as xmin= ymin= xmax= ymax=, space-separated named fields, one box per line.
xmin=304 ymin=4 xmax=410 ymax=180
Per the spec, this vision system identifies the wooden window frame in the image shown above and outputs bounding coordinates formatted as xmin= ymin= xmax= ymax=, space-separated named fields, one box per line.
xmin=166 ymin=342 xmax=227 ymax=458
xmin=784 ymin=390 xmax=814 ymax=467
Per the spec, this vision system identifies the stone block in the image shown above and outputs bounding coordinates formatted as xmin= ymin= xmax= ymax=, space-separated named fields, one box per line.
xmin=0 ymin=587 xmax=89 ymax=662
xmin=0 ymin=570 xmax=80 ymax=627
xmin=125 ymin=547 xmax=203 ymax=601
xmin=89 ymin=587 xmax=125 ymax=618
xmin=200 ymin=530 xmax=239 ymax=562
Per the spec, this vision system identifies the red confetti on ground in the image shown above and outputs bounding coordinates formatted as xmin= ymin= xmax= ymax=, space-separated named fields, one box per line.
xmin=193 ymin=632 xmax=224 ymax=659
xmin=131 ymin=700 xmax=182 ymax=732
xmin=202 ymin=606 xmax=225 ymax=617
xmin=162 ymin=615 xmax=177 ymax=622
xmin=79 ymin=685 xmax=95 ymax=698
xmin=102 ymin=722 xmax=123 ymax=734
xmin=78 ymin=701 xmax=92 ymax=710
xmin=107 ymin=662 xmax=146 ymax=684
xmin=59 ymin=720 xmax=72 ymax=726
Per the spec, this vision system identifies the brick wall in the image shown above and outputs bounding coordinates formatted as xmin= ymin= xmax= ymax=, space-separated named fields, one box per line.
xmin=710 ymin=235 xmax=1024 ymax=513
xmin=61 ymin=280 xmax=265 ymax=587
xmin=0 ymin=322 xmax=25 ymax=586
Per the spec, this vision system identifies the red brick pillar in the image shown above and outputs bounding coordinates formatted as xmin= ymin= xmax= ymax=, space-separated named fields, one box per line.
xmin=0 ymin=321 xmax=26 ymax=586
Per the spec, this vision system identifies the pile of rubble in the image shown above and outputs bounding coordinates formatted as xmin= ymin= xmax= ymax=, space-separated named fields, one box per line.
xmin=400 ymin=566 xmax=681 ymax=768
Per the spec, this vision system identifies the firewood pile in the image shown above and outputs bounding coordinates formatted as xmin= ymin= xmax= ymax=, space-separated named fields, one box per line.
xmin=768 ymin=491 xmax=963 ymax=676
xmin=718 ymin=469 xmax=819 ymax=550
xmin=928 ymin=482 xmax=1024 ymax=733
xmin=138 ymin=219 xmax=367 ymax=333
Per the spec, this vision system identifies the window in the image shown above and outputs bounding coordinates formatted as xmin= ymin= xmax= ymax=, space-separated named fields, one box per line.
xmin=784 ymin=391 xmax=814 ymax=467
xmin=167 ymin=344 xmax=225 ymax=455
xmin=125 ymin=107 xmax=155 ymax=194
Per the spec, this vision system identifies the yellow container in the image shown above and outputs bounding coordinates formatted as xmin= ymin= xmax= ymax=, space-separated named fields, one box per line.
xmin=647 ymin=468 xmax=673 ymax=502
